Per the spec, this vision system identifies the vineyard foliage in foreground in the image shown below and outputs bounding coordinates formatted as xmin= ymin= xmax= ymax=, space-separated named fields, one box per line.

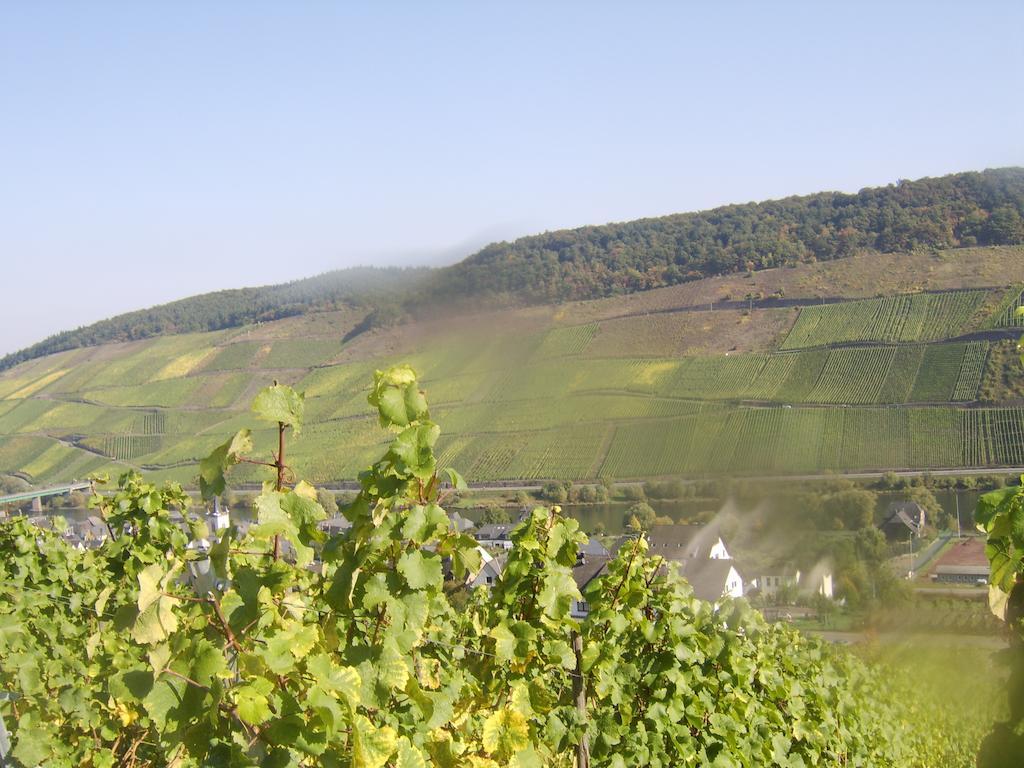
xmin=0 ymin=368 xmax=996 ymax=766
xmin=973 ymin=309 xmax=1024 ymax=766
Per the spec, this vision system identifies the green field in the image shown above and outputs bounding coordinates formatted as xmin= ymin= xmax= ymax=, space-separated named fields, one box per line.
xmin=1 ymin=260 xmax=1022 ymax=484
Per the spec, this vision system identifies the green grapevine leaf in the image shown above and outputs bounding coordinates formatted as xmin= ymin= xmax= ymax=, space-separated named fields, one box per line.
xmin=199 ymin=428 xmax=252 ymax=499
xmin=389 ymin=423 xmax=440 ymax=480
xmin=368 ymin=365 xmax=429 ymax=429
xmin=401 ymin=503 xmax=449 ymax=544
xmin=397 ymin=549 xmax=443 ymax=590
xmin=252 ymin=383 xmax=305 ymax=433
xmin=235 ymin=682 xmax=273 ymax=726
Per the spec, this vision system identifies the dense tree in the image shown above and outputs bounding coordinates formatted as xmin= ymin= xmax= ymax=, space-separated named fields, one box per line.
xmin=479 ymin=505 xmax=512 ymax=524
xmin=621 ymin=484 xmax=646 ymax=502
xmin=906 ymin=485 xmax=949 ymax=530
xmin=540 ymin=481 xmax=570 ymax=503
xmin=824 ymin=488 xmax=877 ymax=530
xmin=623 ymin=501 xmax=657 ymax=531
xmin=0 ymin=475 xmax=30 ymax=495
xmin=426 ymin=168 xmax=1024 ymax=307
xmin=643 ymin=479 xmax=687 ymax=499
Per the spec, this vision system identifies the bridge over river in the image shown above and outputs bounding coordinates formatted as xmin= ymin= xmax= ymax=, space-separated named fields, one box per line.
xmin=0 ymin=481 xmax=93 ymax=512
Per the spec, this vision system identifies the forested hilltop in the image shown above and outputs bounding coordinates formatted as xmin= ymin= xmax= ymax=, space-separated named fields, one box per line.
xmin=0 ymin=266 xmax=429 ymax=372
xmin=5 ymin=168 xmax=1024 ymax=372
xmin=431 ymin=168 xmax=1024 ymax=304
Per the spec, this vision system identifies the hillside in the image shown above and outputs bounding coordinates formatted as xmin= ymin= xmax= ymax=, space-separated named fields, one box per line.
xmin=5 ymin=168 xmax=1023 ymax=374
xmin=3 ymin=246 xmax=1024 ymax=488
xmin=0 ymin=266 xmax=429 ymax=372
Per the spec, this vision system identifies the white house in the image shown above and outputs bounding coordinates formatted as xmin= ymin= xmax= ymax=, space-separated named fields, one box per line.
xmin=748 ymin=561 xmax=834 ymax=601
xmin=469 ymin=552 xmax=505 ymax=589
xmin=646 ymin=524 xmax=745 ymax=603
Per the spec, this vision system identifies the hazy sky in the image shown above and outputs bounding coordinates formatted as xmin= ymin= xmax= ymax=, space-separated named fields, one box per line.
xmin=1 ymin=2 xmax=1022 ymax=354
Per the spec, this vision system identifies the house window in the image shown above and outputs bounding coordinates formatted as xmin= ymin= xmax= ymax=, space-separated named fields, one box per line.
xmin=486 ymin=576 xmax=493 ymax=585
xmin=577 ymin=601 xmax=589 ymax=613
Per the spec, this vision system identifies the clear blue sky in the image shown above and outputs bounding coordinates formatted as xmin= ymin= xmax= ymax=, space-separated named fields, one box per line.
xmin=1 ymin=2 xmax=1022 ymax=354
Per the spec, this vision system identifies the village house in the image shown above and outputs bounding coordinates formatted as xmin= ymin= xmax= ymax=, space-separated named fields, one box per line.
xmin=571 ymin=553 xmax=611 ymax=619
xmin=475 ymin=523 xmax=514 ymax=550
xmin=468 ymin=551 xmax=506 ymax=589
xmin=881 ymin=501 xmax=926 ymax=539
xmin=645 ymin=523 xmax=745 ymax=602
xmin=62 ymin=515 xmax=109 ymax=550
xmin=579 ymin=537 xmax=610 ymax=557
xmin=746 ymin=562 xmax=835 ymax=600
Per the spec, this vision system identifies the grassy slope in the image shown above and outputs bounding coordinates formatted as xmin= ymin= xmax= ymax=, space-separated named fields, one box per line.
xmin=3 ymin=246 xmax=1024 ymax=487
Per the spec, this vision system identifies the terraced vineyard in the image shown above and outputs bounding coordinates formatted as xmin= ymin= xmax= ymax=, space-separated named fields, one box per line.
xmin=0 ymin=254 xmax=1022 ymax=484
xmin=990 ymin=286 xmax=1024 ymax=327
xmin=952 ymin=342 xmax=990 ymax=401
xmin=781 ymin=290 xmax=988 ymax=349
xmin=805 ymin=347 xmax=896 ymax=404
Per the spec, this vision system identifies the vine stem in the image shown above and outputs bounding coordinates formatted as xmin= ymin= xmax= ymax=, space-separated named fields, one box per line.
xmin=273 ymin=419 xmax=286 ymax=560
xmin=162 ymin=591 xmax=210 ymax=604
xmin=237 ymin=457 xmax=276 ymax=468
xmin=209 ymin=593 xmax=243 ymax=652
xmin=160 ymin=668 xmax=209 ymax=691
xmin=609 ymin=538 xmax=642 ymax=608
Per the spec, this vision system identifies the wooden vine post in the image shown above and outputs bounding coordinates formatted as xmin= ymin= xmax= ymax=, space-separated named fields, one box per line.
xmin=572 ymin=632 xmax=590 ymax=768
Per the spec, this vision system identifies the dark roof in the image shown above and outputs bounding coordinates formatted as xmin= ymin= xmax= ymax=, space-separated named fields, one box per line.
xmin=481 ymin=554 xmax=506 ymax=576
xmin=449 ymin=511 xmax=475 ymax=532
xmin=646 ymin=524 xmax=721 ymax=561
xmin=476 ymin=524 xmax=513 ymax=540
xmin=883 ymin=502 xmax=925 ymax=535
xmin=580 ymin=538 xmax=609 ymax=556
xmin=65 ymin=516 xmax=108 ymax=538
xmin=573 ymin=555 xmax=611 ymax=591
xmin=679 ymin=559 xmax=740 ymax=602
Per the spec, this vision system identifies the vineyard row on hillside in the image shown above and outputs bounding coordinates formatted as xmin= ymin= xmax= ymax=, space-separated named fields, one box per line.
xmin=781 ymin=289 xmax=989 ymax=349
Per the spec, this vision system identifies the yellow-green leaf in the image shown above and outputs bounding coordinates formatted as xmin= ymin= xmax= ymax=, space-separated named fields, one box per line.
xmin=482 ymin=708 xmax=529 ymax=759
xmin=352 ymin=714 xmax=397 ymax=768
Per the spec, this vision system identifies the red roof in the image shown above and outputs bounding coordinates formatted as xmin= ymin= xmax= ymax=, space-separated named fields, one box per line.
xmin=934 ymin=537 xmax=988 ymax=568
